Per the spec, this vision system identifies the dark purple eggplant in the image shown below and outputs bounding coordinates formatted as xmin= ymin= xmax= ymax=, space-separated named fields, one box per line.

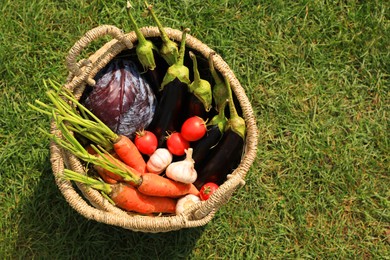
xmin=194 ymin=76 xmax=246 ymax=189
xmin=192 ymin=100 xmax=228 ymax=169
xmin=82 ymin=59 xmax=157 ymax=139
xmin=194 ymin=128 xmax=244 ymax=188
xmin=144 ymin=2 xmax=179 ymax=66
xmin=147 ymin=28 xmax=191 ymax=147
xmin=147 ymin=77 xmax=186 ymax=146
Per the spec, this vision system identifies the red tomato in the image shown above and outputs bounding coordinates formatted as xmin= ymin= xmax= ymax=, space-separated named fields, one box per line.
xmin=166 ymin=132 xmax=190 ymax=156
xmin=134 ymin=130 xmax=158 ymax=155
xmin=181 ymin=116 xmax=207 ymax=142
xmin=199 ymin=182 xmax=219 ymax=200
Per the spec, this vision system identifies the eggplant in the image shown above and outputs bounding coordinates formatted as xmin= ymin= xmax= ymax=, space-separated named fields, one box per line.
xmin=194 ymin=128 xmax=244 ymax=188
xmin=194 ymin=77 xmax=246 ymax=189
xmin=147 ymin=28 xmax=191 ymax=147
xmin=192 ymin=100 xmax=228 ymax=169
xmin=147 ymin=78 xmax=186 ymax=146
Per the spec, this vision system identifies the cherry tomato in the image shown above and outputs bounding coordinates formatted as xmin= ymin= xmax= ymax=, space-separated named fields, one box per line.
xmin=199 ymin=182 xmax=219 ymax=200
xmin=134 ymin=130 xmax=158 ymax=156
xmin=166 ymin=132 xmax=190 ymax=156
xmin=181 ymin=116 xmax=207 ymax=142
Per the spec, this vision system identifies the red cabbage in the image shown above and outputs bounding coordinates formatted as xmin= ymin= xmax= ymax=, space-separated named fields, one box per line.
xmin=83 ymin=59 xmax=157 ymax=139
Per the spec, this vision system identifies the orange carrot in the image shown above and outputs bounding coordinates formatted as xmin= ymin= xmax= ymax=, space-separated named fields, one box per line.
xmin=188 ymin=183 xmax=200 ymax=196
xmin=97 ymin=152 xmax=143 ymax=187
xmin=85 ymin=145 xmax=98 ymax=155
xmin=137 ymin=173 xmax=200 ymax=198
xmin=113 ymin=135 xmax=146 ymax=174
xmin=63 ymin=169 xmax=176 ymax=214
xmin=94 ymin=165 xmax=118 ymax=184
xmin=111 ymin=183 xmax=176 ymax=214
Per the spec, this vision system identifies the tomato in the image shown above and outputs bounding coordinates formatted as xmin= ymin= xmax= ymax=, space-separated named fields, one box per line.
xmin=199 ymin=182 xmax=219 ymax=201
xmin=134 ymin=130 xmax=158 ymax=155
xmin=181 ymin=116 xmax=207 ymax=142
xmin=166 ymin=132 xmax=190 ymax=156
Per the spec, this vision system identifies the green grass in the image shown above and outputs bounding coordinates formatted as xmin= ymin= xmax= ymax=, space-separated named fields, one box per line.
xmin=1 ymin=0 xmax=389 ymax=258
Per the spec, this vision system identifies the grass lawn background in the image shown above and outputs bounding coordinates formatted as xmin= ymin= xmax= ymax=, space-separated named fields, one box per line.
xmin=1 ymin=0 xmax=389 ymax=258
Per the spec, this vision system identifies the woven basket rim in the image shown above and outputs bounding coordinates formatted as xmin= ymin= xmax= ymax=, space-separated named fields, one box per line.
xmin=50 ymin=25 xmax=258 ymax=232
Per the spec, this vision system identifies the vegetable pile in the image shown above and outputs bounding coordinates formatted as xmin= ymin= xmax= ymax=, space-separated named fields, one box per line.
xmin=30 ymin=2 xmax=246 ymax=216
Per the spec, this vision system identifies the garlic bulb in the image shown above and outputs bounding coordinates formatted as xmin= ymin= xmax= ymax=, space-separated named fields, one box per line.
xmin=176 ymin=194 xmax=201 ymax=215
xmin=166 ymin=148 xmax=197 ymax=184
xmin=146 ymin=148 xmax=173 ymax=174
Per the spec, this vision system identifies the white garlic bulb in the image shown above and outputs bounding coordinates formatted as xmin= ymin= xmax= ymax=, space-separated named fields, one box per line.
xmin=166 ymin=148 xmax=197 ymax=184
xmin=176 ymin=194 xmax=201 ymax=215
xmin=146 ymin=148 xmax=173 ymax=174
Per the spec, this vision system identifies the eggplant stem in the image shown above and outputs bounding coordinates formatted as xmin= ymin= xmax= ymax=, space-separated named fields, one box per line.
xmin=189 ymin=51 xmax=201 ymax=82
xmin=178 ymin=28 xmax=190 ymax=66
xmin=127 ymin=1 xmax=147 ymax=46
xmin=224 ymin=77 xmax=246 ymax=139
xmin=144 ymin=1 xmax=179 ymax=65
xmin=145 ymin=2 xmax=169 ymax=44
xmin=209 ymin=52 xmax=223 ymax=85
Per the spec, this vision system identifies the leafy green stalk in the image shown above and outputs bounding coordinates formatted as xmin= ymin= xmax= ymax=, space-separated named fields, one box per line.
xmin=50 ymin=118 xmax=142 ymax=185
xmin=63 ymin=169 xmax=113 ymax=195
xmin=30 ymin=80 xmax=119 ymax=149
xmin=89 ymin=144 xmax=142 ymax=185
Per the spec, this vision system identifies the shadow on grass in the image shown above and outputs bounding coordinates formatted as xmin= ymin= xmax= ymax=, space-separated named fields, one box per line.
xmin=13 ymin=160 xmax=205 ymax=259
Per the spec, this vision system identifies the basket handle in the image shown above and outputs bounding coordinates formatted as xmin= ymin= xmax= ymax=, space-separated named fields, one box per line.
xmin=65 ymin=25 xmax=133 ymax=85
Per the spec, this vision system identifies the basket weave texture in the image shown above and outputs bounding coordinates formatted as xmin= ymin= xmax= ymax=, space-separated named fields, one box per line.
xmin=50 ymin=25 xmax=258 ymax=232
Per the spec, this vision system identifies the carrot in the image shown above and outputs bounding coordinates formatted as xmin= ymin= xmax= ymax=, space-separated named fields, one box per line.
xmin=188 ymin=183 xmax=200 ymax=196
xmin=63 ymin=169 xmax=176 ymax=214
xmin=96 ymin=151 xmax=143 ymax=187
xmin=86 ymin=145 xmax=98 ymax=155
xmin=111 ymin=183 xmax=176 ymax=214
xmin=113 ymin=135 xmax=146 ymax=174
xmin=94 ymin=165 xmax=118 ymax=184
xmin=137 ymin=173 xmax=200 ymax=198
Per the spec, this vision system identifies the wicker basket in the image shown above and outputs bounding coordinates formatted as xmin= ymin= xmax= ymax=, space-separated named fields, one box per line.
xmin=49 ymin=25 xmax=258 ymax=232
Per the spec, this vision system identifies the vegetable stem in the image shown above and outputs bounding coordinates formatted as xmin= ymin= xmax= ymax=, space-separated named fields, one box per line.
xmin=188 ymin=51 xmax=212 ymax=112
xmin=145 ymin=1 xmax=178 ymax=65
xmin=177 ymin=28 xmax=189 ymax=66
xmin=127 ymin=1 xmax=157 ymax=70
xmin=225 ymin=77 xmax=246 ymax=139
xmin=208 ymin=52 xmax=228 ymax=112
xmin=63 ymin=169 xmax=113 ymax=194
xmin=160 ymin=28 xmax=191 ymax=89
xmin=208 ymin=99 xmax=228 ymax=133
